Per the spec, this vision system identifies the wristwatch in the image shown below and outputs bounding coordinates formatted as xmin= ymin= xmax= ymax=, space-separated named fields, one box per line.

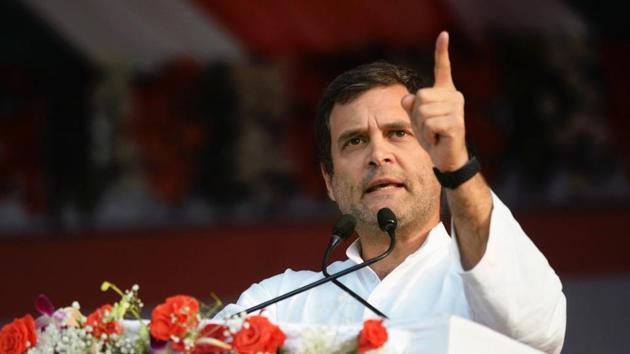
xmin=432 ymin=154 xmax=481 ymax=189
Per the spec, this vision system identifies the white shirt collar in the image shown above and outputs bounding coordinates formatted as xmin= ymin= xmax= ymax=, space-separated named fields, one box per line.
xmin=345 ymin=222 xmax=451 ymax=264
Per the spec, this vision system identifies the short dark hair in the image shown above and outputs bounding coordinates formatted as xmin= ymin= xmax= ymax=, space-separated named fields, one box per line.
xmin=315 ymin=61 xmax=424 ymax=175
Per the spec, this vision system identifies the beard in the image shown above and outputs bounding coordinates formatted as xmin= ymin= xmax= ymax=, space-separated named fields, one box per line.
xmin=332 ymin=171 xmax=440 ymax=236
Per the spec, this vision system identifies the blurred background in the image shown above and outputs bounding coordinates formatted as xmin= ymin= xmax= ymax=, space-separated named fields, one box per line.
xmin=0 ymin=0 xmax=628 ymax=352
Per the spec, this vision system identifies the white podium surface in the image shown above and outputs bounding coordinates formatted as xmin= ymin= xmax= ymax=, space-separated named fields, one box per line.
xmin=280 ymin=315 xmax=543 ymax=354
xmin=386 ymin=315 xmax=544 ymax=354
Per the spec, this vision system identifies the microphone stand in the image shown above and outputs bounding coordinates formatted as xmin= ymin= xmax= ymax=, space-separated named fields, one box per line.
xmin=321 ymin=241 xmax=388 ymax=318
xmin=239 ymin=230 xmax=396 ymax=316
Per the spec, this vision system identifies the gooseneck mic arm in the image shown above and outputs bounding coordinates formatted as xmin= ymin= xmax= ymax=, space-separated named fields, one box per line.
xmin=322 ymin=215 xmax=388 ymax=318
xmin=240 ymin=208 xmax=397 ymax=316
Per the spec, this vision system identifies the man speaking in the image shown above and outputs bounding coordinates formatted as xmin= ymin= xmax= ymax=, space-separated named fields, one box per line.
xmin=218 ymin=32 xmax=566 ymax=354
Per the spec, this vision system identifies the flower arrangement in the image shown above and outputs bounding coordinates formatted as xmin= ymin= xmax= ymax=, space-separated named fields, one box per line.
xmin=0 ymin=283 xmax=389 ymax=354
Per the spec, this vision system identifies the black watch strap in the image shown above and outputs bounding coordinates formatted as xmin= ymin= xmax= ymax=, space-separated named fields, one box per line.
xmin=432 ymin=155 xmax=481 ymax=189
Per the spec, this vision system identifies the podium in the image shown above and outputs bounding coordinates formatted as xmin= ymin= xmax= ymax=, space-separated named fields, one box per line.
xmin=280 ymin=315 xmax=543 ymax=354
xmin=124 ymin=315 xmax=543 ymax=353
xmin=388 ymin=316 xmax=543 ymax=353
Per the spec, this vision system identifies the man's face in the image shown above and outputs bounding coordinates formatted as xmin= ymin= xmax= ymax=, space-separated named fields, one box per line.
xmin=323 ymin=84 xmax=441 ymax=232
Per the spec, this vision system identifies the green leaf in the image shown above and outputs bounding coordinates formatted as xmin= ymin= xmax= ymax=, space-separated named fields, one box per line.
xmin=135 ymin=324 xmax=150 ymax=353
xmin=109 ymin=302 xmax=127 ymax=319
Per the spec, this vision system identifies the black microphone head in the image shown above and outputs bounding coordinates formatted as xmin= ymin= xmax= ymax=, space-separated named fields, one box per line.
xmin=332 ymin=214 xmax=356 ymax=240
xmin=377 ymin=208 xmax=397 ymax=233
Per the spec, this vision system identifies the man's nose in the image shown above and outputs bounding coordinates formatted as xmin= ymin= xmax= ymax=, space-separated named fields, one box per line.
xmin=368 ymin=137 xmax=394 ymax=168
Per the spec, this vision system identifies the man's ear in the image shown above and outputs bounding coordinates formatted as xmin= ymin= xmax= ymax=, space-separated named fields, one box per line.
xmin=320 ymin=164 xmax=336 ymax=202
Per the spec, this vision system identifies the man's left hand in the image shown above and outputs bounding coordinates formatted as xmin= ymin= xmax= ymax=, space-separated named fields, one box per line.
xmin=402 ymin=31 xmax=493 ymax=271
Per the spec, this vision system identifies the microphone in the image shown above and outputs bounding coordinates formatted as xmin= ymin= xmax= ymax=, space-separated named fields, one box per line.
xmin=322 ymin=215 xmax=355 ymax=274
xmin=237 ymin=208 xmax=397 ymax=317
xmin=329 ymin=214 xmax=356 ymax=250
xmin=377 ymin=208 xmax=397 ymax=234
xmin=322 ymin=215 xmax=388 ymax=318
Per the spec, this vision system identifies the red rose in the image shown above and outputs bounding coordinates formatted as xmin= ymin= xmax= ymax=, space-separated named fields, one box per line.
xmin=0 ymin=314 xmax=37 ymax=354
xmin=193 ymin=324 xmax=230 ymax=354
xmin=85 ymin=304 xmax=122 ymax=339
xmin=150 ymin=295 xmax=200 ymax=341
xmin=232 ymin=316 xmax=285 ymax=354
xmin=358 ymin=319 xmax=388 ymax=353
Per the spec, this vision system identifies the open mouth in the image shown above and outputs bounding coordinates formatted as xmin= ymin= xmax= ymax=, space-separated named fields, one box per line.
xmin=365 ymin=182 xmax=405 ymax=194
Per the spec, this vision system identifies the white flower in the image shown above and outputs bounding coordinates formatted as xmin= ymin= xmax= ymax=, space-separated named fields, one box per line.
xmin=296 ymin=328 xmax=339 ymax=354
xmin=32 ymin=324 xmax=96 ymax=354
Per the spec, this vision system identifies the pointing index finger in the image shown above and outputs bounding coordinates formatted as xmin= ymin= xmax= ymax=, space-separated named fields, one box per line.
xmin=434 ymin=31 xmax=455 ymax=89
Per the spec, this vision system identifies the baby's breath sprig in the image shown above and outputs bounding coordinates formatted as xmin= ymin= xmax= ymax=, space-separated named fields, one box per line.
xmin=100 ymin=281 xmax=149 ymax=353
xmin=100 ymin=281 xmax=143 ymax=320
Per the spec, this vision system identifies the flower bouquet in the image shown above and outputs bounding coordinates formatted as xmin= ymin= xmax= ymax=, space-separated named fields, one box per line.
xmin=0 ymin=282 xmax=390 ymax=354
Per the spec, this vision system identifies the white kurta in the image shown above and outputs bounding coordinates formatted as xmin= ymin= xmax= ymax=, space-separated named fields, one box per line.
xmin=217 ymin=194 xmax=566 ymax=354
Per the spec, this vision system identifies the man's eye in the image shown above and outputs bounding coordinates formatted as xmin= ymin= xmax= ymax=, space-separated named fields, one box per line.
xmin=392 ymin=130 xmax=408 ymax=138
xmin=348 ymin=137 xmax=363 ymax=145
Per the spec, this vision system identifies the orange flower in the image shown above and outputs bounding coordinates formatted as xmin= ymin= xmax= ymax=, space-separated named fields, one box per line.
xmin=358 ymin=319 xmax=388 ymax=353
xmin=150 ymin=295 xmax=199 ymax=341
xmin=0 ymin=315 xmax=37 ymax=354
xmin=232 ymin=316 xmax=285 ymax=354
xmin=85 ymin=304 xmax=122 ymax=339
